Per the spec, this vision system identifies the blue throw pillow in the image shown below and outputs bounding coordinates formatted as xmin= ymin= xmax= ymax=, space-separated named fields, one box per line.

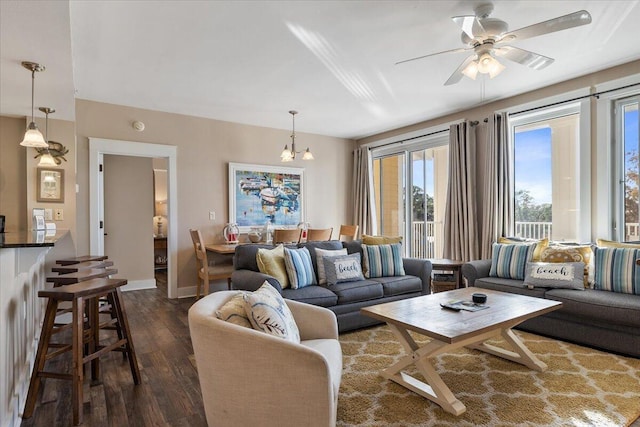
xmin=283 ymin=247 xmax=317 ymax=289
xmin=594 ymin=247 xmax=640 ymax=295
xmin=489 ymin=242 xmax=536 ymax=280
xmin=361 ymin=243 xmax=405 ymax=278
xmin=323 ymin=253 xmax=364 ymax=285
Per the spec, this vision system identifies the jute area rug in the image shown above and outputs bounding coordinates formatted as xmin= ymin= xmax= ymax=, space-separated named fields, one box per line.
xmin=337 ymin=325 xmax=640 ymax=427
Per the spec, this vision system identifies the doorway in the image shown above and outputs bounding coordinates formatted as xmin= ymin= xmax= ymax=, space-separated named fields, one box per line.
xmin=89 ymin=138 xmax=178 ymax=298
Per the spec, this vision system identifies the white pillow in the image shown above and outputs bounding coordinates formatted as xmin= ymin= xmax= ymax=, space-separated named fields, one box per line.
xmin=215 ymin=292 xmax=251 ymax=328
xmin=315 ymin=247 xmax=348 ymax=284
xmin=243 ymin=281 xmax=300 ymax=343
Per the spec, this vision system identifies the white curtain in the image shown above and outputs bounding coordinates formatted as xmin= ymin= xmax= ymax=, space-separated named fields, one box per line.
xmin=443 ymin=121 xmax=479 ymax=262
xmin=480 ymin=112 xmax=513 ymax=259
xmin=352 ymin=147 xmax=375 ymax=237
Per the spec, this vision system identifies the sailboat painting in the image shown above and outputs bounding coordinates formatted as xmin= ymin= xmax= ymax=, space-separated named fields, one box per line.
xmin=229 ymin=162 xmax=305 ymax=232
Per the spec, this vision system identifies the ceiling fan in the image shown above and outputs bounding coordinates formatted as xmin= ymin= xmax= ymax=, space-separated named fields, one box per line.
xmin=397 ymin=3 xmax=592 ymax=85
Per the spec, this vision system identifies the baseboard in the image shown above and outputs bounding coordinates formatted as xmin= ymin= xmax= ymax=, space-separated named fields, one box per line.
xmin=177 ymin=285 xmax=198 ymax=299
xmin=121 ymin=279 xmax=157 ymax=292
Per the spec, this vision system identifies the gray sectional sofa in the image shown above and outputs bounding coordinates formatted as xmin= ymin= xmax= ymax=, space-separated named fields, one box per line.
xmin=231 ymin=240 xmax=432 ymax=332
xmin=462 ymin=259 xmax=640 ymax=358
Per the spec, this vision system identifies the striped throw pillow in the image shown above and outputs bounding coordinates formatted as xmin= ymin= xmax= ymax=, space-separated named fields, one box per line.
xmin=361 ymin=243 xmax=405 ymax=278
xmin=594 ymin=247 xmax=640 ymax=295
xmin=489 ymin=242 xmax=536 ymax=280
xmin=283 ymin=247 xmax=317 ymax=289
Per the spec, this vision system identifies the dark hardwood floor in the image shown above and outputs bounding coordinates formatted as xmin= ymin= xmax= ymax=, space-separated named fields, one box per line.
xmin=21 ymin=273 xmax=208 ymax=426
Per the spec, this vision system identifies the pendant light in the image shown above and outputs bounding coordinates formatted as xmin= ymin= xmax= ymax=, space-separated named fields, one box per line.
xmin=280 ymin=110 xmax=314 ymax=162
xmin=37 ymin=107 xmax=57 ymax=167
xmin=20 ymin=61 xmax=48 ymax=148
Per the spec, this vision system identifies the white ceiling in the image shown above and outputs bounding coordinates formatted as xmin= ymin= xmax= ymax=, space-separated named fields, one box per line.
xmin=2 ymin=1 xmax=640 ymax=139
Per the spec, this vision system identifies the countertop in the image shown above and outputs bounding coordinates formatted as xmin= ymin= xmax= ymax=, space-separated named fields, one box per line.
xmin=0 ymin=229 xmax=69 ymax=248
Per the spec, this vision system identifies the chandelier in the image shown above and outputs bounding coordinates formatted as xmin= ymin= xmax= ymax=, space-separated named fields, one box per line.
xmin=19 ymin=61 xmax=48 ymax=148
xmin=280 ymin=110 xmax=313 ymax=162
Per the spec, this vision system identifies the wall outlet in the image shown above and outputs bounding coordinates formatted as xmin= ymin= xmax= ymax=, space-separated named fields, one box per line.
xmin=54 ymin=209 xmax=64 ymax=221
xmin=44 ymin=209 xmax=53 ymax=221
xmin=209 ymin=211 xmax=215 ymax=221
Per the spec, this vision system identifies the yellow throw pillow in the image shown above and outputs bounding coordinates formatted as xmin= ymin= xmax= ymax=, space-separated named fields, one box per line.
xmin=596 ymin=238 xmax=640 ymax=248
xmin=497 ymin=237 xmax=549 ymax=262
xmin=540 ymin=245 xmax=594 ymax=287
xmin=362 ymin=235 xmax=403 ymax=245
xmin=256 ymin=244 xmax=289 ymax=288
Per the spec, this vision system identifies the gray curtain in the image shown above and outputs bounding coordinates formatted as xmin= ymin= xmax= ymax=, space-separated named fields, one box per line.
xmin=352 ymin=147 xmax=374 ymax=237
xmin=480 ymin=112 xmax=513 ymax=259
xmin=443 ymin=121 xmax=479 ymax=262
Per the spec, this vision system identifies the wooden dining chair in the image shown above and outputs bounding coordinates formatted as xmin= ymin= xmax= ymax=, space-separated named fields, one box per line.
xmin=339 ymin=224 xmax=359 ymax=241
xmin=306 ymin=228 xmax=333 ymax=241
xmin=273 ymin=228 xmax=303 ymax=244
xmin=189 ymin=229 xmax=232 ymax=298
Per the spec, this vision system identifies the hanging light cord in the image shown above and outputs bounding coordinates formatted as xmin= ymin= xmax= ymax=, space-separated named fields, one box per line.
xmin=30 ymin=68 xmax=36 ymax=123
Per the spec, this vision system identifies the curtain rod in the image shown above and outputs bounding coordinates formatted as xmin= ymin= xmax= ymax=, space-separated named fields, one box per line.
xmin=368 ymin=127 xmax=449 ymax=151
xmin=510 ymin=82 xmax=640 ymax=117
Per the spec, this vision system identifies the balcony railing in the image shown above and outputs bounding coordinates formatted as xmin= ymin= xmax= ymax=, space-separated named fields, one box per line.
xmin=514 ymin=222 xmax=552 ymax=240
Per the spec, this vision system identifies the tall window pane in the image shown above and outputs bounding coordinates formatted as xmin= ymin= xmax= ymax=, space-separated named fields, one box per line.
xmin=372 ymin=154 xmax=405 ymax=237
xmin=621 ymin=98 xmax=640 ymax=240
xmin=513 ymin=111 xmax=580 ymax=241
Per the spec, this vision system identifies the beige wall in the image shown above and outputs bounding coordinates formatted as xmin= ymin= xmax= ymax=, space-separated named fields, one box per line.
xmin=0 ymin=117 xmax=27 ymax=232
xmin=104 ymin=154 xmax=154 ymax=283
xmin=74 ymin=99 xmax=355 ymax=290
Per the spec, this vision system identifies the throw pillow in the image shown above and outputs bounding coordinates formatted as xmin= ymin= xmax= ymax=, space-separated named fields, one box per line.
xmin=489 ymin=242 xmax=536 ymax=280
xmin=524 ymin=262 xmax=585 ymax=290
xmin=361 ymin=243 xmax=405 ymax=278
xmin=498 ymin=237 xmax=549 ymax=262
xmin=322 ymin=253 xmax=364 ymax=285
xmin=540 ymin=245 xmax=594 ymax=287
xmin=283 ymin=247 xmax=317 ymax=289
xmin=243 ymin=282 xmax=300 ymax=343
xmin=215 ymin=292 xmax=252 ymax=328
xmin=362 ymin=235 xmax=403 ymax=245
xmin=596 ymin=238 xmax=640 ymax=248
xmin=256 ymin=244 xmax=289 ymax=288
xmin=594 ymin=247 xmax=640 ymax=295
xmin=315 ymin=247 xmax=348 ymax=284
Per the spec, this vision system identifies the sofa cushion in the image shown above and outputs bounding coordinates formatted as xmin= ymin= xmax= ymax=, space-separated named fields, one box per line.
xmin=596 ymin=238 xmax=640 ymax=248
xmin=372 ymin=275 xmax=422 ymax=296
xmin=299 ymin=240 xmax=344 ymax=276
xmin=284 ymin=247 xmax=317 ymax=289
xmin=362 ymin=243 xmax=405 ymax=278
xmin=524 ymin=262 xmax=585 ymax=290
xmin=594 ymin=247 xmax=640 ymax=295
xmin=475 ymin=277 xmax=547 ymax=299
xmin=215 ymin=291 xmax=251 ymax=328
xmin=256 ymin=244 xmax=290 ymax=288
xmin=330 ymin=280 xmax=383 ymax=304
xmin=281 ymin=285 xmax=338 ymax=307
xmin=323 ymin=253 xmax=364 ymax=285
xmin=489 ymin=242 xmax=536 ymax=280
xmin=362 ymin=235 xmax=403 ymax=245
xmin=243 ymin=282 xmax=300 ymax=343
xmin=545 ymin=288 xmax=640 ymax=329
xmin=498 ymin=236 xmax=549 ymax=262
xmin=342 ymin=240 xmax=363 ymax=257
xmin=540 ymin=245 xmax=593 ymax=287
xmin=234 ymin=243 xmax=278 ymax=271
xmin=315 ymin=247 xmax=348 ymax=284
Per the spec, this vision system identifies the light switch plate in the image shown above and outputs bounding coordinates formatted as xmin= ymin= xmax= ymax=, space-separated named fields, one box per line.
xmin=44 ymin=209 xmax=53 ymax=221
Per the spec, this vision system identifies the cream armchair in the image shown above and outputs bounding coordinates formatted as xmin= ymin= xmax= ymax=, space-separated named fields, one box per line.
xmin=188 ymin=291 xmax=342 ymax=427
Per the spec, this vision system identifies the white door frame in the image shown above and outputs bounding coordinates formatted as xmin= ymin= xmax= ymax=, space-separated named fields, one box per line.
xmin=89 ymin=138 xmax=178 ymax=298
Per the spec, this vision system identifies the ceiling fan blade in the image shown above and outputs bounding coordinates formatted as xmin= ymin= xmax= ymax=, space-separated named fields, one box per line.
xmin=444 ymin=55 xmax=476 ymax=86
xmin=452 ymin=15 xmax=485 ymax=39
xmin=494 ymin=46 xmax=554 ymax=70
xmin=395 ymin=47 xmax=470 ymax=65
xmin=498 ymin=10 xmax=592 ymax=43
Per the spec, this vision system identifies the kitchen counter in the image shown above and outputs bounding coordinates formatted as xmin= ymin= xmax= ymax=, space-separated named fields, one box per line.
xmin=0 ymin=229 xmax=68 ymax=248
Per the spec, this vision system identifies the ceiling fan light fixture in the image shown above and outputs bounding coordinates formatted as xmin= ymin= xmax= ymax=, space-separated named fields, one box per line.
xmin=462 ymin=60 xmax=479 ymax=80
xmin=488 ymin=58 xmax=505 ymax=78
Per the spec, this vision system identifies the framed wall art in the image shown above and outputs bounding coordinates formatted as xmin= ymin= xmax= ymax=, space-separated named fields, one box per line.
xmin=37 ymin=168 xmax=64 ymax=203
xmin=229 ymin=162 xmax=304 ymax=232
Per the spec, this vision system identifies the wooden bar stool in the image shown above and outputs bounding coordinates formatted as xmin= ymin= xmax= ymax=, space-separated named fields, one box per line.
xmin=55 ymin=255 xmax=109 ymax=265
xmin=23 ymin=278 xmax=141 ymax=426
xmin=47 ymin=268 xmax=118 ymax=286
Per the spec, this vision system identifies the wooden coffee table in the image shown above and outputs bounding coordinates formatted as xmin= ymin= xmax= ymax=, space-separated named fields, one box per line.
xmin=361 ymin=288 xmax=562 ymax=416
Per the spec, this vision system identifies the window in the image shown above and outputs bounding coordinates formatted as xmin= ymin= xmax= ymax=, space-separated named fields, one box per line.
xmin=511 ymin=102 xmax=588 ymax=242
xmin=616 ymin=96 xmax=640 ymax=241
xmin=371 ymin=133 xmax=448 ymax=258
